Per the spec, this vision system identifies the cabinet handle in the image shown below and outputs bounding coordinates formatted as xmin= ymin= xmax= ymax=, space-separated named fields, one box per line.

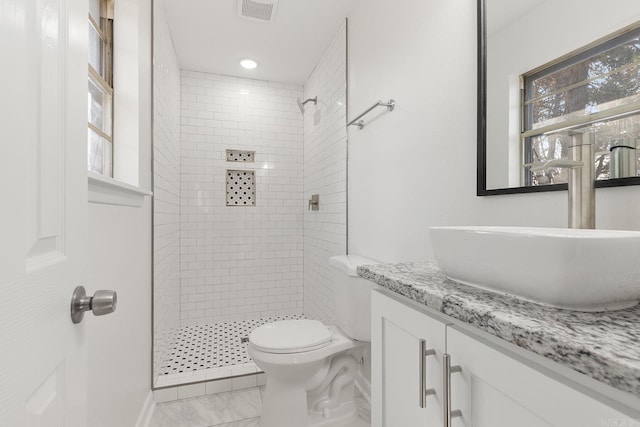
xmin=443 ymin=353 xmax=462 ymax=427
xmin=419 ymin=339 xmax=437 ymax=408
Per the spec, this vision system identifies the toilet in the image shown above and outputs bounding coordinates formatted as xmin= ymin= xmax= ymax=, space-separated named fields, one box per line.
xmin=248 ymin=255 xmax=380 ymax=427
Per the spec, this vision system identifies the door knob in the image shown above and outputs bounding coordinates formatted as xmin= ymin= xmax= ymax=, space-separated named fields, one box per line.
xmin=70 ymin=286 xmax=117 ymax=324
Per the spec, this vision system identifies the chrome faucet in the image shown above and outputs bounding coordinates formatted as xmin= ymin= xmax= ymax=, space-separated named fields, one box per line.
xmin=529 ymin=133 xmax=595 ymax=229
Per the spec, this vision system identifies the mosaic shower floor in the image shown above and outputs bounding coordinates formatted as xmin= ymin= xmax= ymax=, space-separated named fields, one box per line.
xmin=155 ymin=315 xmax=304 ymax=388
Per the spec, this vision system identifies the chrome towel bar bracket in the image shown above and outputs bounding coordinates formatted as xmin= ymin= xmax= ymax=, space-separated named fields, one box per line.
xmin=347 ymin=99 xmax=395 ymax=129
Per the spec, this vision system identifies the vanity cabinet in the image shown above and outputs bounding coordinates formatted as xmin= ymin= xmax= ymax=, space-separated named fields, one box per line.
xmin=372 ymin=290 xmax=636 ymax=427
xmin=447 ymin=327 xmax=631 ymax=427
xmin=371 ymin=290 xmax=449 ymax=426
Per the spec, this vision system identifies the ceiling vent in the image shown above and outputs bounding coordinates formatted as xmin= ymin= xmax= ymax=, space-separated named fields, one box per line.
xmin=238 ymin=0 xmax=278 ymax=22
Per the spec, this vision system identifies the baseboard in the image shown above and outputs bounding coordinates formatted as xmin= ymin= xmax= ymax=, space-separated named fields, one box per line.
xmin=354 ymin=371 xmax=371 ymax=405
xmin=134 ymin=391 xmax=156 ymax=427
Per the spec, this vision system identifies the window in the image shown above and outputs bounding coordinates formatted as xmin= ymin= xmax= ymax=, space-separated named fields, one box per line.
xmin=88 ymin=0 xmax=114 ymax=176
xmin=522 ymin=25 xmax=640 ymax=186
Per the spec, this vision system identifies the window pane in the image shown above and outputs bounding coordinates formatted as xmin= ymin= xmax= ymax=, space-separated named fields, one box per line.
xmin=525 ymin=30 xmax=640 ymax=130
xmin=88 ymin=75 xmax=112 ymax=136
xmin=89 ymin=22 xmax=103 ymax=74
xmin=526 ymin=133 xmax=571 ymax=186
xmin=585 ymin=114 xmax=640 ymax=180
xmin=526 ymin=114 xmax=640 ymax=185
xmin=88 ymin=128 xmax=113 ymax=176
xmin=89 ymin=0 xmax=102 ymax=23
xmin=87 ymin=0 xmax=113 ymax=177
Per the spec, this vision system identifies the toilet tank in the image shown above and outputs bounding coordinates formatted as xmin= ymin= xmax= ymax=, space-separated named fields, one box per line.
xmin=329 ymin=255 xmax=381 ymax=341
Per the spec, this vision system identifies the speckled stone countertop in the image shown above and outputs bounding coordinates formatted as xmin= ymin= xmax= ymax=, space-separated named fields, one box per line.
xmin=358 ymin=261 xmax=640 ymax=398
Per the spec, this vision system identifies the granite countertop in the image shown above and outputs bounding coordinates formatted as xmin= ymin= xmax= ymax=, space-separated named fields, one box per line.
xmin=358 ymin=261 xmax=640 ymax=398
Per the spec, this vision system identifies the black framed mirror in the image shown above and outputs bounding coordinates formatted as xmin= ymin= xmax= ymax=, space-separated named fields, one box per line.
xmin=477 ymin=0 xmax=640 ymax=196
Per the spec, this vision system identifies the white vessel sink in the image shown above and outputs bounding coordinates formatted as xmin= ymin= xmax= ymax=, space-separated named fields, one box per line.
xmin=429 ymin=226 xmax=640 ymax=311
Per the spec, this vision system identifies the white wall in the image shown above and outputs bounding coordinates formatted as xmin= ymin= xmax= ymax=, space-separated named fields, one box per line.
xmin=179 ymin=71 xmax=304 ymax=326
xmin=87 ymin=202 xmax=152 ymax=426
xmin=347 ymin=0 xmax=640 ymax=264
xmin=86 ymin=0 xmax=152 ymax=425
xmin=303 ymin=21 xmax=348 ymax=324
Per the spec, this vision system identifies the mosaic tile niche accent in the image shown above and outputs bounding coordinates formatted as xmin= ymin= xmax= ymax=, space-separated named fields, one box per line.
xmin=226 ymin=170 xmax=256 ymax=206
xmin=226 ymin=149 xmax=255 ymax=163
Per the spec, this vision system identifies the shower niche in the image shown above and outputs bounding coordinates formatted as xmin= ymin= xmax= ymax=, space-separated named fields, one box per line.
xmin=226 ymin=170 xmax=256 ymax=206
xmin=226 ymin=149 xmax=256 ymax=163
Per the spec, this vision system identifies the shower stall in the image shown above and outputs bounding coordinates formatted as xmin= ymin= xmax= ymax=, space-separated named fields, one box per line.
xmin=152 ymin=0 xmax=349 ymax=393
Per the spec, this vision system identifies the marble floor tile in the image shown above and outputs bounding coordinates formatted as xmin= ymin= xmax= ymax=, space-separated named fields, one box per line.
xmin=355 ymin=396 xmax=370 ymax=424
xmin=212 ymin=418 xmax=260 ymax=427
xmin=344 ymin=417 xmax=370 ymax=427
xmin=149 ymin=388 xmax=262 ymax=427
xmin=150 ymin=385 xmax=371 ymax=427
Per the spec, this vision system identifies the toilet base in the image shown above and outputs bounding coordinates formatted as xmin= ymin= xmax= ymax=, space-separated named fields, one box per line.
xmin=250 ymin=324 xmax=366 ymax=427
xmin=307 ymin=400 xmax=358 ymax=426
xmin=258 ymin=346 xmax=364 ymax=427
xmin=260 ymin=379 xmax=309 ymax=427
xmin=260 ymin=379 xmax=358 ymax=427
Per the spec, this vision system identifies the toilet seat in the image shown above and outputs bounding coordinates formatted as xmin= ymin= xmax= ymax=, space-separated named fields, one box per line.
xmin=249 ymin=319 xmax=332 ymax=354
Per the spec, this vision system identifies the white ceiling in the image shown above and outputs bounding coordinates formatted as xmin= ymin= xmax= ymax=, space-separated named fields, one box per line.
xmin=161 ymin=0 xmax=360 ymax=84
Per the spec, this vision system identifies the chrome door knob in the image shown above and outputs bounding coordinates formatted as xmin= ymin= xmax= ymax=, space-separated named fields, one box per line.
xmin=91 ymin=290 xmax=118 ymax=316
xmin=70 ymin=286 xmax=117 ymax=324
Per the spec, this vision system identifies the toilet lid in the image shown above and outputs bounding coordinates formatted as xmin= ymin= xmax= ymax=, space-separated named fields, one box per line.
xmin=249 ymin=319 xmax=332 ymax=354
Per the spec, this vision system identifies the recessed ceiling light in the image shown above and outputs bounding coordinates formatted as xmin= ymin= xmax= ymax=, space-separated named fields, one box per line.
xmin=240 ymin=59 xmax=258 ymax=70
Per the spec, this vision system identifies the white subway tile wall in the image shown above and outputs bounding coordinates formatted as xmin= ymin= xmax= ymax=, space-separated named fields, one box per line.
xmin=303 ymin=22 xmax=348 ymax=323
xmin=152 ymin=19 xmax=348 ymax=385
xmin=153 ymin=0 xmax=182 ymax=376
xmin=179 ymin=71 xmax=305 ymax=326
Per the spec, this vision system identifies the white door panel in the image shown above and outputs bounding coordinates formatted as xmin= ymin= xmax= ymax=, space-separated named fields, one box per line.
xmin=0 ymin=0 xmax=88 ymax=425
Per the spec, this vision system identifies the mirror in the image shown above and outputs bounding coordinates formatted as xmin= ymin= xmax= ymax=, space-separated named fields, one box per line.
xmin=478 ymin=0 xmax=640 ymax=195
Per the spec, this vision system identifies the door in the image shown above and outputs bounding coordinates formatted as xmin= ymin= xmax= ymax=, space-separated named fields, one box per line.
xmin=0 ymin=0 xmax=88 ymax=426
xmin=371 ymin=291 xmax=448 ymax=427
xmin=446 ymin=327 xmax=636 ymax=427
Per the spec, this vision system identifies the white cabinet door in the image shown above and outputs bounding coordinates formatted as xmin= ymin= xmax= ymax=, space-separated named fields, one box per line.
xmin=372 ymin=291 xmax=448 ymax=427
xmin=0 ymin=0 xmax=88 ymax=426
xmin=447 ymin=327 xmax=635 ymax=427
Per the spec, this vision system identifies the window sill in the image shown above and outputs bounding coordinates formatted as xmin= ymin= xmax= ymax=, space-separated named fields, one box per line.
xmin=88 ymin=172 xmax=152 ymax=207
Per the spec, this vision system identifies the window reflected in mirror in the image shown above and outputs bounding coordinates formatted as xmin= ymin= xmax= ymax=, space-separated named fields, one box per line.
xmin=477 ymin=0 xmax=640 ymax=195
xmin=521 ymin=26 xmax=640 ymax=186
